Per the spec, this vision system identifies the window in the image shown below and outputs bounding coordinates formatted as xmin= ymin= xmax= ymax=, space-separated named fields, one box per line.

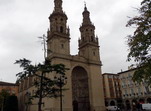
xmin=108 ymin=75 xmax=112 ymax=78
xmin=128 ymin=73 xmax=132 ymax=78
xmin=60 ymin=26 xmax=63 ymax=33
xmin=125 ymin=90 xmax=127 ymax=95
xmin=131 ymin=89 xmax=134 ymax=95
xmin=129 ymin=80 xmax=133 ymax=85
xmin=61 ymin=44 xmax=64 ymax=48
xmin=82 ymin=37 xmax=85 ymax=41
xmin=138 ymin=87 xmax=141 ymax=95
xmin=93 ymin=51 xmax=95 ymax=56
xmin=123 ymin=81 xmax=126 ymax=86
xmin=91 ymin=36 xmax=93 ymax=41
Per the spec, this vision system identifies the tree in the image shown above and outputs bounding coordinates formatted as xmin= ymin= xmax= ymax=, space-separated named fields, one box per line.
xmin=0 ymin=89 xmax=10 ymax=111
xmin=126 ymin=0 xmax=151 ymax=88
xmin=15 ymin=58 xmax=68 ymax=111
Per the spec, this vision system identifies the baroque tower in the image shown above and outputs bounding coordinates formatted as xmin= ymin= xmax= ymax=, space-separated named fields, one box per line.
xmin=79 ymin=5 xmax=100 ymax=62
xmin=47 ymin=0 xmax=70 ymax=57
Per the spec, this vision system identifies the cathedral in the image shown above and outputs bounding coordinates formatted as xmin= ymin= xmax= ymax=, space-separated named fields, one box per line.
xmin=18 ymin=0 xmax=105 ymax=111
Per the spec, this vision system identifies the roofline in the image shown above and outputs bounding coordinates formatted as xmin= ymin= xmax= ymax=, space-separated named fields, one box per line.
xmin=118 ymin=68 xmax=137 ymax=74
xmin=0 ymin=81 xmax=19 ymax=86
xmin=102 ymin=73 xmax=118 ymax=76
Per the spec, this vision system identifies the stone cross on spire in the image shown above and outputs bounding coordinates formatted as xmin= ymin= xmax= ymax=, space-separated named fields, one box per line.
xmin=84 ymin=1 xmax=87 ymax=11
xmin=84 ymin=1 xmax=86 ymax=7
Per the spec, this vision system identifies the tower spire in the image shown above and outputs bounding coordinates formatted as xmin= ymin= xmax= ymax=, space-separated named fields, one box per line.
xmin=79 ymin=4 xmax=100 ymax=60
xmin=84 ymin=1 xmax=88 ymax=11
xmin=82 ymin=4 xmax=91 ymax=25
xmin=47 ymin=0 xmax=70 ymax=57
xmin=84 ymin=1 xmax=86 ymax=8
xmin=54 ymin=0 xmax=63 ymax=12
xmin=49 ymin=0 xmax=68 ymax=33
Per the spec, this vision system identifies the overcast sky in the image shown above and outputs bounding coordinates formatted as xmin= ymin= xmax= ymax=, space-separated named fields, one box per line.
xmin=0 ymin=0 xmax=142 ymax=83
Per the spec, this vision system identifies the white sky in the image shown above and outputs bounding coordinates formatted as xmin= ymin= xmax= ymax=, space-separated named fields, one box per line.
xmin=0 ymin=0 xmax=142 ymax=83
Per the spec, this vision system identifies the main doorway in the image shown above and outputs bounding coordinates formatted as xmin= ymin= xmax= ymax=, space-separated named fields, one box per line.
xmin=72 ymin=66 xmax=90 ymax=111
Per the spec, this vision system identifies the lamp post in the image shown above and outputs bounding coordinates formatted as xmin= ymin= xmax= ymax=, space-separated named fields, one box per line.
xmin=54 ymin=75 xmax=67 ymax=111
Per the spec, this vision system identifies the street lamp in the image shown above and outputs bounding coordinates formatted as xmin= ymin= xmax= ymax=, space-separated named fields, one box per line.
xmin=54 ymin=75 xmax=67 ymax=111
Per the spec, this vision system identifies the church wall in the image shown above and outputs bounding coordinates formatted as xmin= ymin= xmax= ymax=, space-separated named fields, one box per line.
xmin=88 ymin=65 xmax=105 ymax=111
xmin=43 ymin=57 xmax=106 ymax=111
xmin=44 ymin=58 xmax=73 ymax=111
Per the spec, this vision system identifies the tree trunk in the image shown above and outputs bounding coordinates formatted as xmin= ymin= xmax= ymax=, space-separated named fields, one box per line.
xmin=60 ymin=79 xmax=62 ymax=111
xmin=38 ymin=73 xmax=44 ymax=111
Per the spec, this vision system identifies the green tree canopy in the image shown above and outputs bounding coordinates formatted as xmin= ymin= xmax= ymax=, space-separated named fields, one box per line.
xmin=126 ymin=0 xmax=151 ymax=86
xmin=15 ymin=58 xmax=68 ymax=111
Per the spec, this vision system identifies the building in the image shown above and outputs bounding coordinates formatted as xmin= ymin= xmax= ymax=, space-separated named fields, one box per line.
xmin=0 ymin=81 xmax=18 ymax=96
xmin=18 ymin=0 xmax=105 ymax=111
xmin=102 ymin=73 xmax=122 ymax=108
xmin=118 ymin=68 xmax=151 ymax=110
xmin=102 ymin=69 xmax=151 ymax=110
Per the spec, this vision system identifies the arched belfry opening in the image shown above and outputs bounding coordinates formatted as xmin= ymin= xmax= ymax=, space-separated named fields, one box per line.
xmin=60 ymin=26 xmax=63 ymax=33
xmin=72 ymin=66 xmax=90 ymax=111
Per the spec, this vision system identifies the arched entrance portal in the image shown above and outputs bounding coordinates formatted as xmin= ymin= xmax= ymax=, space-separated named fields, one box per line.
xmin=72 ymin=66 xmax=90 ymax=111
xmin=132 ymin=99 xmax=137 ymax=110
xmin=125 ymin=100 xmax=131 ymax=110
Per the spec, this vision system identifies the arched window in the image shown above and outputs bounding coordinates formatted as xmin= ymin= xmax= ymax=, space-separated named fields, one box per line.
xmin=82 ymin=37 xmax=85 ymax=41
xmin=60 ymin=26 xmax=63 ymax=33
xmin=91 ymin=36 xmax=93 ymax=41
xmin=93 ymin=51 xmax=95 ymax=56
xmin=61 ymin=44 xmax=64 ymax=48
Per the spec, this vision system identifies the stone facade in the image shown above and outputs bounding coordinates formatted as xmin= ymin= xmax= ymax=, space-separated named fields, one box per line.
xmin=18 ymin=0 xmax=105 ymax=111
xmin=118 ymin=69 xmax=151 ymax=110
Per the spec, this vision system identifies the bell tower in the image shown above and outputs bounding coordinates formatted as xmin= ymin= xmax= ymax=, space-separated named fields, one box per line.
xmin=47 ymin=0 xmax=70 ymax=57
xmin=78 ymin=4 xmax=100 ymax=62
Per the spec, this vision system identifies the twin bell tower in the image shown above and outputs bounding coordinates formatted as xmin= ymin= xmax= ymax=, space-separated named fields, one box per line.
xmin=44 ymin=0 xmax=105 ymax=111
